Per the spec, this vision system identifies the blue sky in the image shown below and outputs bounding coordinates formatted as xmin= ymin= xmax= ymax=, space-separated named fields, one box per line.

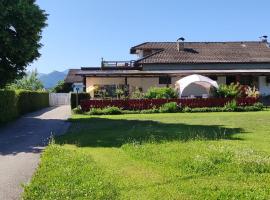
xmin=31 ymin=0 xmax=270 ymax=73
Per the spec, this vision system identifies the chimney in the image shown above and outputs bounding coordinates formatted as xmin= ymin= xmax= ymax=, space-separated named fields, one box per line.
xmin=260 ymin=35 xmax=268 ymax=43
xmin=177 ymin=37 xmax=185 ymax=51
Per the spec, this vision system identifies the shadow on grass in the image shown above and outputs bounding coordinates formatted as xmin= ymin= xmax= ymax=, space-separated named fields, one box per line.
xmin=55 ymin=117 xmax=245 ymax=148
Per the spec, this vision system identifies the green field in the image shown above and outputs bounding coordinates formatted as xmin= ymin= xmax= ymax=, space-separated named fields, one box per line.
xmin=23 ymin=111 xmax=270 ymax=199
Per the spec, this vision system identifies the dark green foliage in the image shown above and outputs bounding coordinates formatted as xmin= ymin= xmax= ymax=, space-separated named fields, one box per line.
xmin=51 ymin=80 xmax=72 ymax=93
xmin=0 ymin=0 xmax=48 ymax=87
xmin=0 ymin=90 xmax=49 ymax=124
xmin=216 ymin=83 xmax=241 ymax=98
xmin=71 ymin=93 xmax=90 ymax=109
xmin=0 ymin=90 xmax=18 ymax=123
xmin=72 ymin=106 xmax=83 ymax=115
xmin=159 ymin=102 xmax=179 ymax=113
xmin=16 ymin=90 xmax=49 ymax=114
xmin=88 ymin=107 xmax=122 ymax=115
xmin=144 ymin=87 xmax=178 ymax=99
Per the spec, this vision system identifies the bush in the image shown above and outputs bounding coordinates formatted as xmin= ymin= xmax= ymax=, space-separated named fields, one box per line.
xmin=88 ymin=108 xmax=104 ymax=115
xmin=88 ymin=107 xmax=122 ymax=115
xmin=102 ymin=107 xmax=122 ymax=115
xmin=72 ymin=106 xmax=83 ymax=114
xmin=224 ymin=99 xmax=238 ymax=111
xmin=144 ymin=87 xmax=178 ymax=99
xmin=0 ymin=90 xmax=18 ymax=123
xmin=140 ymin=108 xmax=159 ymax=114
xmin=217 ymin=83 xmax=241 ymax=98
xmin=159 ymin=102 xmax=179 ymax=113
xmin=0 ymin=90 xmax=49 ymax=124
xmin=16 ymin=90 xmax=49 ymax=114
xmin=71 ymin=93 xmax=91 ymax=109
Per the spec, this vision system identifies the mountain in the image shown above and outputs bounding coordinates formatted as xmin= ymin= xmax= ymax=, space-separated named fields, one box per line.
xmin=38 ymin=70 xmax=68 ymax=89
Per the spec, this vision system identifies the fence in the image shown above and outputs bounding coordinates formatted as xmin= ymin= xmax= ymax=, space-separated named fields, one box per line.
xmin=80 ymin=97 xmax=258 ymax=111
xmin=49 ymin=93 xmax=71 ymax=106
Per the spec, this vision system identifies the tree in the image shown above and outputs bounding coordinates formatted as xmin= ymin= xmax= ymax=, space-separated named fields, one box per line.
xmin=7 ymin=69 xmax=44 ymax=91
xmin=0 ymin=0 xmax=47 ymax=87
xmin=51 ymin=80 xmax=72 ymax=93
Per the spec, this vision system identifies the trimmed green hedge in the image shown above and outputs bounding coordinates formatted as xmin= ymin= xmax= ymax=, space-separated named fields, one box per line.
xmin=16 ymin=90 xmax=49 ymax=114
xmin=0 ymin=90 xmax=49 ymax=124
xmin=71 ymin=93 xmax=91 ymax=109
xmin=0 ymin=90 xmax=18 ymax=123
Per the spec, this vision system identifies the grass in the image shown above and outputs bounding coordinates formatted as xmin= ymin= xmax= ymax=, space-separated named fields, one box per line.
xmin=23 ymin=111 xmax=270 ymax=199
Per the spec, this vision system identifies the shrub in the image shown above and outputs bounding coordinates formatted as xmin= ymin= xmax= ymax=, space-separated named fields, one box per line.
xmin=16 ymin=90 xmax=49 ymax=114
xmin=102 ymin=107 xmax=122 ymax=115
xmin=88 ymin=107 xmax=122 ymax=115
xmin=245 ymin=86 xmax=260 ymax=98
xmin=71 ymin=93 xmax=91 ymax=109
xmin=144 ymin=87 xmax=178 ymax=99
xmin=130 ymin=87 xmax=144 ymax=99
xmin=72 ymin=106 xmax=83 ymax=114
xmin=159 ymin=102 xmax=179 ymax=113
xmin=0 ymin=90 xmax=18 ymax=123
xmin=217 ymin=83 xmax=241 ymax=98
xmin=224 ymin=99 xmax=238 ymax=111
xmin=140 ymin=108 xmax=159 ymax=114
xmin=88 ymin=108 xmax=104 ymax=115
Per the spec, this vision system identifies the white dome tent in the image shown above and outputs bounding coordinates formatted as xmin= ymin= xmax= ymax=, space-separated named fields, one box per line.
xmin=175 ymin=74 xmax=219 ymax=98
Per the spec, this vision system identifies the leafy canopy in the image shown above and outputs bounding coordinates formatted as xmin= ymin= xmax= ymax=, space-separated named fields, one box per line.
xmin=7 ymin=69 xmax=44 ymax=91
xmin=0 ymin=0 xmax=47 ymax=87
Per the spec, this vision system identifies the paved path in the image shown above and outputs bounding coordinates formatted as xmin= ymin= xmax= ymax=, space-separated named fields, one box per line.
xmin=0 ymin=106 xmax=71 ymax=200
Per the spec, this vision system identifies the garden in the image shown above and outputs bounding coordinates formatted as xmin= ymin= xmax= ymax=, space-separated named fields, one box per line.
xmin=74 ymin=83 xmax=264 ymax=115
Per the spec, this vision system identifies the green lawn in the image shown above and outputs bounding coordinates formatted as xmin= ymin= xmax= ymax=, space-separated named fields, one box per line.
xmin=23 ymin=111 xmax=270 ymax=200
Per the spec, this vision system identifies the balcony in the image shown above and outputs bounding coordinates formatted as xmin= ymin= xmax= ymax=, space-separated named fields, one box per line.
xmin=101 ymin=60 xmax=136 ymax=69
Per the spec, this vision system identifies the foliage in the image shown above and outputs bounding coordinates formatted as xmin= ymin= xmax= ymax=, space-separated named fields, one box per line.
xmin=217 ymin=83 xmax=241 ymax=98
xmin=16 ymin=90 xmax=49 ymax=114
xmin=0 ymin=89 xmax=49 ymax=124
xmin=88 ymin=107 xmax=122 ymax=115
xmin=159 ymin=102 xmax=179 ymax=113
xmin=144 ymin=87 xmax=178 ymax=99
xmin=224 ymin=99 xmax=238 ymax=111
xmin=24 ymin=112 xmax=270 ymax=199
xmin=130 ymin=87 xmax=144 ymax=99
xmin=51 ymin=80 xmax=72 ymax=93
xmin=0 ymin=0 xmax=48 ymax=87
xmin=6 ymin=70 xmax=44 ymax=91
xmin=72 ymin=106 xmax=83 ymax=115
xmin=115 ymin=88 xmax=124 ymax=99
xmin=0 ymin=90 xmax=18 ymax=123
xmin=71 ymin=93 xmax=91 ymax=109
xmin=245 ymin=86 xmax=260 ymax=98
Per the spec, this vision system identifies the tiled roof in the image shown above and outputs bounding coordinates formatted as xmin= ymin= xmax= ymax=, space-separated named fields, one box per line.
xmin=130 ymin=41 xmax=270 ymax=64
xmin=64 ymin=69 xmax=83 ymax=83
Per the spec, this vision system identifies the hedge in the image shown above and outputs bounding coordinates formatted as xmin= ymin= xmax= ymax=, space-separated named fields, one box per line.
xmin=0 ymin=90 xmax=18 ymax=123
xmin=16 ymin=90 xmax=49 ymax=114
xmin=0 ymin=90 xmax=49 ymax=124
xmin=71 ymin=93 xmax=91 ymax=109
xmin=80 ymin=97 xmax=258 ymax=111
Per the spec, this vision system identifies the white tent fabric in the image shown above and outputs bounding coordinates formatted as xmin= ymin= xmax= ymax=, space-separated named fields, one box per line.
xmin=175 ymin=74 xmax=219 ymax=97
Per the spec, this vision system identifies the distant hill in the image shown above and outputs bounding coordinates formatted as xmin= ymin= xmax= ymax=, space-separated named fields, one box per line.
xmin=38 ymin=70 xmax=68 ymax=89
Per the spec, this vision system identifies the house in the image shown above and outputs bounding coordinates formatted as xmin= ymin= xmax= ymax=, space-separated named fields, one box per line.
xmin=65 ymin=69 xmax=85 ymax=92
xmin=78 ymin=37 xmax=270 ymax=98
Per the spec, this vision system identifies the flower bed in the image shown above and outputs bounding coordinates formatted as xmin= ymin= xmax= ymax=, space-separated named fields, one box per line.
xmin=80 ymin=97 xmax=258 ymax=111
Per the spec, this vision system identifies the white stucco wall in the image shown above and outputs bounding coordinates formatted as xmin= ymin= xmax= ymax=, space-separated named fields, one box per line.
xmin=259 ymin=76 xmax=270 ymax=96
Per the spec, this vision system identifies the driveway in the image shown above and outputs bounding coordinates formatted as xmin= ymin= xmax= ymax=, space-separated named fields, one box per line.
xmin=0 ymin=105 xmax=71 ymax=200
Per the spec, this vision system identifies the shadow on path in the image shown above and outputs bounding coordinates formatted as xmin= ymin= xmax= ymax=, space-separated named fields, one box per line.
xmin=0 ymin=106 xmax=70 ymax=156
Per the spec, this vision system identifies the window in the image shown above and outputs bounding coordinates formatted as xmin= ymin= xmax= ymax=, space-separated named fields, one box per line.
xmin=226 ymin=76 xmax=236 ymax=85
xmin=159 ymin=76 xmax=171 ymax=85
xmin=209 ymin=75 xmax=217 ymax=81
